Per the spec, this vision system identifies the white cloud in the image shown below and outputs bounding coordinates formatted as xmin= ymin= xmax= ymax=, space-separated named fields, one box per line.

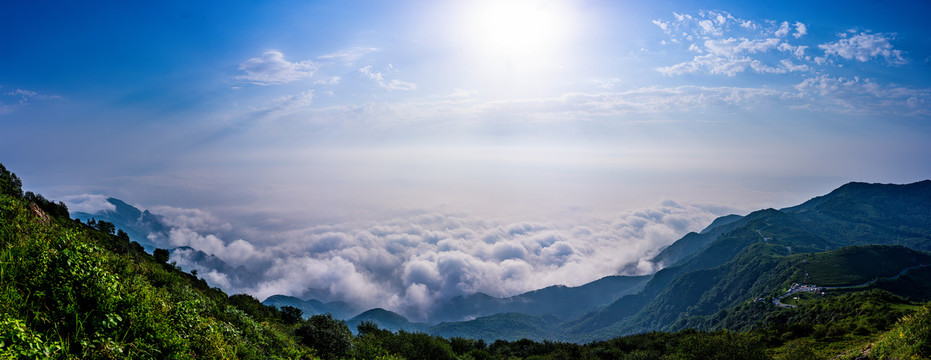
xmin=779 ymin=59 xmax=810 ymax=72
xmin=653 ymin=11 xmax=812 ymax=77
xmin=795 ymin=75 xmax=930 ymax=115
xmin=793 ymin=21 xmax=807 ymax=38
xmin=4 ymin=88 xmax=63 ymax=105
xmin=658 ymin=52 xmax=806 ymax=77
xmin=703 ymin=38 xmax=780 ymax=57
xmin=774 ymin=21 xmax=790 ymax=37
xmin=151 ymin=204 xmax=232 ymax=233
xmin=314 ymin=76 xmax=341 ymax=85
xmin=163 ymin=202 xmax=721 ymax=320
xmin=698 ymin=19 xmax=721 ymax=36
xmin=317 ymin=47 xmax=378 ymax=63
xmin=61 ymin=194 xmax=116 ymax=214
xmin=818 ymin=32 xmax=907 ymax=65
xmin=236 ymin=51 xmax=321 ymax=85
xmin=778 ymin=43 xmax=808 ymax=59
xmin=359 ymin=65 xmax=417 ymax=91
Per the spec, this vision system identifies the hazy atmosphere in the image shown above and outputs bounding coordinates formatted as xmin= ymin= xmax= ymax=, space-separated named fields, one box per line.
xmin=3 ymin=0 xmax=930 ymax=319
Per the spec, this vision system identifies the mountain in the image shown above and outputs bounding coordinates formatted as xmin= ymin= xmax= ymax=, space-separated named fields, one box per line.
xmin=258 ymin=180 xmax=931 ymax=343
xmin=72 ymin=197 xmax=169 ymax=250
xmin=5 ymin=163 xmax=931 ymax=359
xmin=428 ymin=274 xmax=651 ymax=322
xmin=347 ymin=308 xmax=427 ymax=333
xmin=430 ymin=313 xmax=561 ymax=342
xmin=564 ymin=180 xmax=931 ymax=341
xmin=263 ymin=294 xmax=364 ymax=319
xmin=649 ymin=213 xmax=746 ymax=268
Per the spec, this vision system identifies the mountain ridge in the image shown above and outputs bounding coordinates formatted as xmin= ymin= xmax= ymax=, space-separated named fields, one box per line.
xmin=65 ymin=179 xmax=931 ymax=344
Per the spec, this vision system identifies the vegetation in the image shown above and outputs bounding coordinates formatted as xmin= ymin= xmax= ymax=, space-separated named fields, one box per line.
xmin=3 ymin=162 xmax=931 ymax=359
xmin=0 ymin=164 xmax=310 ymax=359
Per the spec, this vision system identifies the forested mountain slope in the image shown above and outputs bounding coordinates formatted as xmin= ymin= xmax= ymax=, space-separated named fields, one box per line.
xmin=565 ymin=180 xmax=931 ymax=340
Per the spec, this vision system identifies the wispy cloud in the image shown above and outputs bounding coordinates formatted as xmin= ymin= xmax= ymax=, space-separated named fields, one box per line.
xmin=318 ymin=47 xmax=378 ymax=64
xmin=247 ymin=90 xmax=316 ymax=119
xmin=359 ymin=65 xmax=417 ymax=91
xmin=236 ymin=78 xmax=928 ymax=132
xmin=2 ymin=88 xmax=63 ymax=105
xmin=236 ymin=51 xmax=321 ymax=85
xmin=795 ymin=75 xmax=929 ymax=116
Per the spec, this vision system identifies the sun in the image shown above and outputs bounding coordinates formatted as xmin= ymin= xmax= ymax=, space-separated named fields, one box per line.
xmin=454 ymin=0 xmax=576 ymax=73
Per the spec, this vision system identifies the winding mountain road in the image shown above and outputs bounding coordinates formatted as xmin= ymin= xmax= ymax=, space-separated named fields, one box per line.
xmin=772 ymin=264 xmax=930 ymax=308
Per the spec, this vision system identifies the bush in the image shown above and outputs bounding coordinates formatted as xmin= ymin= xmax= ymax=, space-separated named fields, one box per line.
xmin=153 ymin=248 xmax=170 ymax=264
xmin=0 ymin=314 xmax=62 ymax=359
xmin=0 ymin=163 xmax=23 ymax=198
xmin=295 ymin=314 xmax=353 ymax=359
xmin=872 ymin=305 xmax=931 ymax=359
xmin=280 ymin=305 xmax=303 ymax=325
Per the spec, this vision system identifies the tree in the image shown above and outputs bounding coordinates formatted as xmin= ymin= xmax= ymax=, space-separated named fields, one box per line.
xmin=294 ymin=314 xmax=353 ymax=360
xmin=153 ymin=248 xmax=170 ymax=264
xmin=94 ymin=220 xmax=116 ymax=235
xmin=357 ymin=321 xmax=382 ymax=336
xmin=0 ymin=163 xmax=23 ymax=198
xmin=228 ymin=294 xmax=278 ymax=322
xmin=280 ymin=306 xmax=303 ymax=325
xmin=23 ymin=191 xmax=69 ymax=218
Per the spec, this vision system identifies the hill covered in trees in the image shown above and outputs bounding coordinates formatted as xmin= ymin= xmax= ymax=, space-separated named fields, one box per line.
xmin=3 ymin=162 xmax=931 ymax=359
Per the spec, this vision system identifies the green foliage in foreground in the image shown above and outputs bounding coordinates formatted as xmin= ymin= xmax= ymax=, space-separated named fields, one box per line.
xmin=2 ymin=163 xmax=931 ymax=359
xmin=0 ymin=181 xmax=311 ymax=358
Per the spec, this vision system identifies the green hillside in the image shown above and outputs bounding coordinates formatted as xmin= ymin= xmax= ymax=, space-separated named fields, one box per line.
xmin=430 ymin=313 xmax=560 ymax=342
xmin=0 ymin=167 xmax=314 ymax=359
xmin=566 ymin=181 xmax=931 ymax=341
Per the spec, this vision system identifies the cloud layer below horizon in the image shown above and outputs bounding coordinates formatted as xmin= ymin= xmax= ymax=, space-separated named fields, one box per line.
xmin=69 ymin=196 xmax=721 ymax=320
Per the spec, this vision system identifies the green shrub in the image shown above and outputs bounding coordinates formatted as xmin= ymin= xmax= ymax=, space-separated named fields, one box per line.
xmin=0 ymin=314 xmax=62 ymax=359
xmin=872 ymin=304 xmax=931 ymax=359
xmin=295 ymin=314 xmax=353 ymax=359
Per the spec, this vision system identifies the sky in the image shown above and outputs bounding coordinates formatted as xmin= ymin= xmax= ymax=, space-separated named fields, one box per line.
xmin=2 ymin=0 xmax=931 ymax=319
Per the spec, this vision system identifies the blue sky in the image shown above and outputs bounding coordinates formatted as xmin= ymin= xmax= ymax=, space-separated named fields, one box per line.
xmin=3 ymin=0 xmax=931 ymax=310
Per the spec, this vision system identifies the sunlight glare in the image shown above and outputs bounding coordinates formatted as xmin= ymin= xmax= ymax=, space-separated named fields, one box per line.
xmin=455 ymin=0 xmax=576 ymax=77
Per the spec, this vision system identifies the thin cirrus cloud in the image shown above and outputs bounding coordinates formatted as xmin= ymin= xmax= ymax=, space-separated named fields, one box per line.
xmin=0 ymin=87 xmax=62 ymax=114
xmin=246 ymin=90 xmax=316 ymax=120
xmin=359 ymin=65 xmax=418 ymax=91
xmin=317 ymin=47 xmax=379 ymax=64
xmin=236 ymin=50 xmax=321 ymax=85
